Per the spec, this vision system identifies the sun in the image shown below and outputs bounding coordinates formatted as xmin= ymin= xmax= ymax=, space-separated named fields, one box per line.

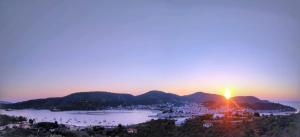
xmin=224 ymin=88 xmax=231 ymax=100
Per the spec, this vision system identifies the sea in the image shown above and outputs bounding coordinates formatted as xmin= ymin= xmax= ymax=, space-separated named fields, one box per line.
xmin=279 ymin=101 xmax=300 ymax=113
xmin=0 ymin=109 xmax=159 ymax=127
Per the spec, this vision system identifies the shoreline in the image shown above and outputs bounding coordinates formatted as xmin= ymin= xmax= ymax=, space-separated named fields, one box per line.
xmin=1 ymin=108 xmax=298 ymax=128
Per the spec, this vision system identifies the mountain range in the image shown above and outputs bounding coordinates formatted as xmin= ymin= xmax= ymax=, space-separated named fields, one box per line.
xmin=1 ymin=90 xmax=296 ymax=112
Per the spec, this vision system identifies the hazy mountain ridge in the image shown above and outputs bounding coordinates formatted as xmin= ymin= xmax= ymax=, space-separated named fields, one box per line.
xmin=231 ymin=96 xmax=267 ymax=104
xmin=182 ymin=92 xmax=225 ymax=103
xmin=135 ymin=90 xmax=182 ymax=105
xmin=0 ymin=101 xmax=11 ymax=105
xmin=2 ymin=90 xmax=296 ymax=111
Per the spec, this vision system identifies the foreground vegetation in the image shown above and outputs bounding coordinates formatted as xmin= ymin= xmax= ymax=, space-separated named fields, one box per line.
xmin=0 ymin=113 xmax=300 ymax=137
xmin=0 ymin=115 xmax=27 ymax=126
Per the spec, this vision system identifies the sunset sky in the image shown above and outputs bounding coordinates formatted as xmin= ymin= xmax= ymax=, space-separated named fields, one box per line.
xmin=0 ymin=0 xmax=300 ymax=102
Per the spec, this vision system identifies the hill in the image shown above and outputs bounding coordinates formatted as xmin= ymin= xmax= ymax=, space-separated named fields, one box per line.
xmin=135 ymin=90 xmax=181 ymax=105
xmin=182 ymin=92 xmax=225 ymax=103
xmin=2 ymin=91 xmax=296 ymax=111
xmin=5 ymin=91 xmax=135 ymax=110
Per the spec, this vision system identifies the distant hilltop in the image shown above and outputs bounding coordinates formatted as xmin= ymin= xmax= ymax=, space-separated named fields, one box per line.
xmin=1 ymin=90 xmax=296 ymax=112
xmin=0 ymin=101 xmax=11 ymax=104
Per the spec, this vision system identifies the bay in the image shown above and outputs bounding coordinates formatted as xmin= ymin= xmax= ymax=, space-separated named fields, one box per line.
xmin=0 ymin=109 xmax=159 ymax=127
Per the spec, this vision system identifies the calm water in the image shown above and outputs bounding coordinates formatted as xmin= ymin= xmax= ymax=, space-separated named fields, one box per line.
xmin=0 ymin=109 xmax=159 ymax=126
xmin=280 ymin=101 xmax=300 ymax=113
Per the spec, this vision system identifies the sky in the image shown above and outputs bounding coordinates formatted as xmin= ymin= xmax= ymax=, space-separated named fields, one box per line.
xmin=0 ymin=0 xmax=300 ymax=102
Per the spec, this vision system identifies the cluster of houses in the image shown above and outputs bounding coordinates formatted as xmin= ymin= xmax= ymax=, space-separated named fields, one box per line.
xmin=155 ymin=102 xmax=260 ymax=127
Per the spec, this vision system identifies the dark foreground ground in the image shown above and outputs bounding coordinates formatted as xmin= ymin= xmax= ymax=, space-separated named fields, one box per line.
xmin=0 ymin=112 xmax=300 ymax=137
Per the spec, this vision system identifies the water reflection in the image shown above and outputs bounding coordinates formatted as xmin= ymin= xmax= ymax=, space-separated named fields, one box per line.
xmin=0 ymin=109 xmax=159 ymax=126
